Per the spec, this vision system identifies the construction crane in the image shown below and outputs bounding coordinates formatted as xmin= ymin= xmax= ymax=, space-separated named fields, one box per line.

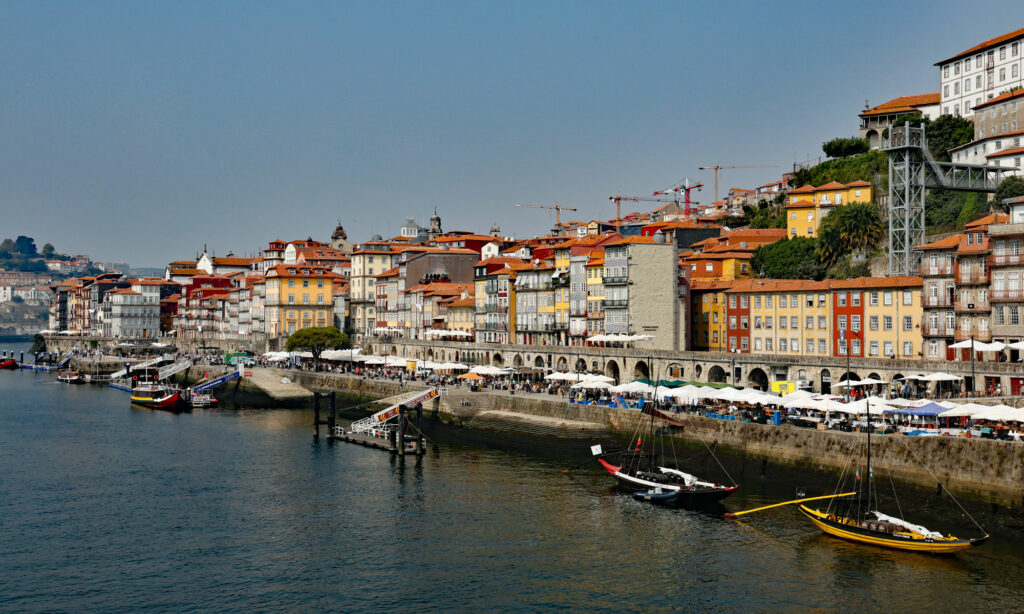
xmin=653 ymin=177 xmax=703 ymax=217
xmin=698 ymin=163 xmax=778 ymax=204
xmin=514 ymin=202 xmax=579 ymax=233
xmin=607 ymin=194 xmax=676 ymax=232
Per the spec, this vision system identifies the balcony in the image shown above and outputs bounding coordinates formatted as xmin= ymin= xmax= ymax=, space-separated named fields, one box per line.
xmin=991 ymin=253 xmax=1024 ymax=266
xmin=990 ymin=289 xmax=1024 ymax=302
xmin=917 ymin=263 xmax=954 ymax=276
xmin=522 ymin=322 xmax=555 ymax=332
xmin=602 ymin=298 xmax=628 ymax=308
xmin=955 ymin=329 xmax=991 ymax=342
xmin=481 ymin=303 xmax=508 ymax=313
xmin=570 ymin=307 xmax=587 ymax=316
xmin=603 ymin=276 xmax=628 ymax=285
xmin=955 ymin=269 xmax=990 ymax=285
xmin=954 ymin=300 xmax=989 ymax=312
xmin=921 ymin=319 xmax=955 ymax=337
xmin=922 ymin=295 xmax=953 ymax=308
xmin=988 ymin=223 xmax=1024 ymax=237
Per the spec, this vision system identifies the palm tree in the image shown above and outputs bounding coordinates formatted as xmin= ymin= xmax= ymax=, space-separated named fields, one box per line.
xmin=816 ymin=202 xmax=885 ymax=268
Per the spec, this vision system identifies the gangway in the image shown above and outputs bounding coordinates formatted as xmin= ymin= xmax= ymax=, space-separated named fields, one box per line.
xmin=58 ymin=352 xmax=73 ymax=367
xmin=158 ymin=359 xmax=193 ymax=380
xmin=350 ymin=388 xmax=440 ymax=435
xmin=883 ymin=122 xmax=1009 ymax=275
xmin=191 ymin=363 xmax=247 ymax=393
xmin=110 ymin=353 xmax=174 ymax=380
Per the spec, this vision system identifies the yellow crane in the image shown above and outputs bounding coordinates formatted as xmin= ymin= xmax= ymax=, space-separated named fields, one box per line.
xmin=698 ymin=163 xmax=778 ymax=203
xmin=514 ymin=202 xmax=579 ymax=233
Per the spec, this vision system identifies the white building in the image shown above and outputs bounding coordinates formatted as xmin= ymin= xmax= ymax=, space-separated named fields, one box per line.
xmin=948 ymin=89 xmax=1024 ymax=175
xmin=0 ymin=286 xmax=11 ymax=302
xmin=101 ymin=289 xmax=160 ymax=338
xmin=937 ymin=28 xmax=1024 ymax=117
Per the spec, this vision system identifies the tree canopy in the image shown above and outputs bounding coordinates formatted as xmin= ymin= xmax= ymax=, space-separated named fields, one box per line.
xmin=886 ymin=113 xmax=972 ymax=162
xmin=822 ymin=137 xmax=869 ymax=158
xmin=750 ymin=237 xmax=826 ymax=281
xmin=789 ymin=150 xmax=886 ymax=190
xmin=994 ymin=176 xmax=1024 ymax=210
xmin=816 ymin=202 xmax=885 ymax=267
xmin=285 ymin=326 xmax=350 ymax=363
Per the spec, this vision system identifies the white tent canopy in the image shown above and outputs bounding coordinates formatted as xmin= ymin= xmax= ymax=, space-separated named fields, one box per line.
xmin=919 ymin=372 xmax=963 ymax=382
xmin=971 ymin=406 xmax=1024 ymax=423
xmin=470 ymin=365 xmax=513 ymax=376
xmin=949 ymin=339 xmax=1006 ymax=352
xmin=587 ymin=333 xmax=654 ymax=343
xmin=570 ymin=380 xmax=612 ymax=390
xmin=834 ymin=377 xmax=886 ymax=388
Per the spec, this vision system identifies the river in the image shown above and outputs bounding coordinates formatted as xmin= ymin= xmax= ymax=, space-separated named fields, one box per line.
xmin=2 ymin=343 xmax=1023 ymax=613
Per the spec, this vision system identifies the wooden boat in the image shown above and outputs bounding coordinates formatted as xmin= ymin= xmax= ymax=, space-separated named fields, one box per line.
xmin=130 ymin=384 xmax=182 ymax=410
xmin=798 ymin=398 xmax=988 ymax=554
xmin=595 ymin=400 xmax=737 ymax=508
xmin=57 ymin=369 xmax=83 ymax=384
xmin=0 ymin=359 xmax=17 ymax=370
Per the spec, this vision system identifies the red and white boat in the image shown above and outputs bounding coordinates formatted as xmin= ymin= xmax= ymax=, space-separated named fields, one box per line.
xmin=129 ymin=367 xmax=183 ymax=411
xmin=0 ymin=359 xmax=17 ymax=370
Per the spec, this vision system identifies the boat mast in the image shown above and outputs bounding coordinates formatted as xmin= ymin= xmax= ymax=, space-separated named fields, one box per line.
xmin=865 ymin=398 xmax=871 ymax=517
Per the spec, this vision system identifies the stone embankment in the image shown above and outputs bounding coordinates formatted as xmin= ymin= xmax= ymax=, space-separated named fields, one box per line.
xmin=285 ymin=371 xmax=1024 ymax=508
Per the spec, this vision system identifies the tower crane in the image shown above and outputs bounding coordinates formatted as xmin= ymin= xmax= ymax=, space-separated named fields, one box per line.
xmin=607 ymin=194 xmax=677 ymax=232
xmin=514 ymin=202 xmax=579 ymax=234
xmin=653 ymin=177 xmax=703 ymax=217
xmin=698 ymin=163 xmax=778 ymax=203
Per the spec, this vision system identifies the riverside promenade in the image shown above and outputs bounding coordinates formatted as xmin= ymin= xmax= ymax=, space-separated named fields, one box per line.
xmin=241 ymin=366 xmax=1024 ymax=509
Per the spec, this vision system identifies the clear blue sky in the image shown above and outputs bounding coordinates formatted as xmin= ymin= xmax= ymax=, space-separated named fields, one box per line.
xmin=1 ymin=1 xmax=1020 ymax=266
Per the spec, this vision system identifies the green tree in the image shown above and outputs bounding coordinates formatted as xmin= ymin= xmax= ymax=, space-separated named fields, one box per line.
xmin=815 ymin=202 xmax=885 ymax=267
xmin=822 ymin=137 xmax=869 ymax=158
xmin=750 ymin=237 xmax=826 ymax=280
xmin=925 ymin=114 xmax=973 ymax=162
xmin=29 ymin=333 xmax=46 ymax=354
xmin=14 ymin=236 xmax=37 ymax=256
xmin=993 ymin=176 xmax=1024 ymax=210
xmin=0 ymin=239 xmax=14 ymax=252
xmin=42 ymin=243 xmax=55 ymax=257
xmin=789 ymin=150 xmax=886 ymax=190
xmin=285 ymin=326 xmax=350 ymax=369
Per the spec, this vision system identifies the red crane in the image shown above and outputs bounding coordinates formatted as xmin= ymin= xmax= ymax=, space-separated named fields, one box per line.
xmin=608 ymin=194 xmax=677 ymax=232
xmin=653 ymin=177 xmax=703 ymax=217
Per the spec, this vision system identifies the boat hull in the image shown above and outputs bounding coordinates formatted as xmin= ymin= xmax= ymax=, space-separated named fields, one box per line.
xmin=130 ymin=390 xmax=182 ymax=411
xmin=600 ymin=459 xmax=737 ymax=507
xmin=799 ymin=505 xmax=987 ymax=554
xmin=0 ymin=359 xmax=17 ymax=370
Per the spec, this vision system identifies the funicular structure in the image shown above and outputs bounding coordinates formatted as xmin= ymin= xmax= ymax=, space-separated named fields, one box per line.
xmin=883 ymin=122 xmax=1008 ymax=275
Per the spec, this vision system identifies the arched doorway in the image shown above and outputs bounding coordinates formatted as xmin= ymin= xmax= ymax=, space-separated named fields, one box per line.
xmin=591 ymin=360 xmax=598 ymax=372
xmin=708 ymin=365 xmax=727 ymax=383
xmin=575 ymin=358 xmax=587 ymax=373
xmin=604 ymin=360 xmax=620 ymax=383
xmin=426 ymin=349 xmax=434 ymax=360
xmin=513 ymin=354 xmax=523 ymax=368
xmin=694 ymin=364 xmax=703 ymax=380
xmin=866 ymin=129 xmax=879 ymax=149
xmin=820 ymin=369 xmax=831 ymax=395
xmin=633 ymin=360 xmax=650 ymax=380
xmin=492 ymin=353 xmax=504 ymax=367
xmin=839 ymin=372 xmax=859 ymax=385
xmin=390 ymin=345 xmax=398 ymax=357
xmin=534 ymin=356 xmax=545 ymax=368
xmin=556 ymin=357 xmax=568 ymax=371
xmin=748 ymin=367 xmax=769 ymax=391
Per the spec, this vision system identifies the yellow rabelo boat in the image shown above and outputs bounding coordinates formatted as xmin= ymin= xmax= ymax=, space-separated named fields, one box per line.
xmin=798 ymin=398 xmax=988 ymax=554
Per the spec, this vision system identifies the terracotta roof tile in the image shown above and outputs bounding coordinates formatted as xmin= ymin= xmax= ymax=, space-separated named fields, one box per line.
xmin=858 ymin=93 xmax=940 ymax=117
xmin=935 ymin=28 xmax=1024 ymax=65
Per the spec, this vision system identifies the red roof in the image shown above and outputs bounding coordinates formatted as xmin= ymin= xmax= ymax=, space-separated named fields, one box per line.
xmin=935 ymin=28 xmax=1024 ymax=65
xmin=858 ymin=93 xmax=940 ymax=117
xmin=975 ymin=88 xmax=1024 ymax=111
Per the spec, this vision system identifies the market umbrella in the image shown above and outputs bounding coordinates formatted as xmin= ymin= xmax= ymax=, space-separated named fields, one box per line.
xmin=458 ymin=372 xmax=484 ymax=380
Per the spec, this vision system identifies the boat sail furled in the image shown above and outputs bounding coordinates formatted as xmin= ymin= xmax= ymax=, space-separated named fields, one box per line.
xmin=798 ymin=398 xmax=988 ymax=554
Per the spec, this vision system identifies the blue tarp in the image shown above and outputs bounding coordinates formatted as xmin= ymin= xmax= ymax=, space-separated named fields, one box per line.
xmin=882 ymin=401 xmax=946 ymax=417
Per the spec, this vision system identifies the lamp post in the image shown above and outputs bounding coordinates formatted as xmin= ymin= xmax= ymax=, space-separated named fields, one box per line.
xmin=970 ymin=334 xmax=976 ymax=398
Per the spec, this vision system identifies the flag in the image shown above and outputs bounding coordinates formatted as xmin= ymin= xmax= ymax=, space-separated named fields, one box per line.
xmin=856 ymin=470 xmax=861 ymax=481
xmin=635 ymin=438 xmax=642 ymax=452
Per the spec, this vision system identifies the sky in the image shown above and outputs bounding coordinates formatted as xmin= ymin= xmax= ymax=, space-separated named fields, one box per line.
xmin=2 ymin=1 xmax=1022 ymax=267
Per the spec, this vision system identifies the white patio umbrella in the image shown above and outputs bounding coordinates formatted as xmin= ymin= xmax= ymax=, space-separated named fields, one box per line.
xmin=920 ymin=372 xmax=964 ymax=381
xmin=949 ymin=339 xmax=1006 ymax=352
xmin=972 ymin=406 xmax=1024 ymax=422
xmin=570 ymin=380 xmax=612 ymax=390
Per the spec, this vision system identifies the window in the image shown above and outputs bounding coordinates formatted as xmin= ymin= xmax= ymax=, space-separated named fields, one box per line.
xmin=765 ymin=316 xmax=772 ymax=329
xmin=903 ymin=290 xmax=912 ymax=305
xmin=288 ymin=280 xmax=295 ymax=288
xmin=883 ymin=341 xmax=893 ymax=357
xmin=929 ymin=339 xmax=938 ymax=357
xmin=903 ymin=315 xmax=912 ymax=331
xmin=765 ymin=338 xmax=773 ymax=351
xmin=740 ymin=296 xmax=749 ymax=309
xmin=754 ymin=338 xmax=762 ymax=351
xmin=818 ymin=294 xmax=827 ymax=307
xmin=317 ymin=279 xmax=324 ymax=288
xmin=754 ymin=296 xmax=762 ymax=308
xmin=883 ymin=291 xmax=892 ymax=306
xmin=741 ymin=337 xmax=749 ymax=351
xmin=779 ymin=316 xmax=787 ymax=330
xmin=869 ymin=292 xmax=878 ymax=306
xmin=818 ymin=339 xmax=826 ymax=354
xmin=302 ymin=294 xmax=310 ymax=305
xmin=729 ymin=316 xmax=737 ymax=328
xmin=288 ymin=294 xmax=295 ymax=305
xmin=729 ymin=296 xmax=736 ymax=308
xmin=869 ymin=315 xmax=879 ymax=330
xmin=806 ymin=339 xmax=814 ymax=353
xmin=851 ymin=293 xmax=860 ymax=307
xmin=766 ymin=296 xmax=773 ymax=308
xmin=838 ymin=315 xmax=847 ymax=330
xmin=851 ymin=339 xmax=861 ymax=355
xmin=903 ymin=341 xmax=913 ymax=357
xmin=791 ymin=316 xmax=798 ymax=329
xmin=869 ymin=341 xmax=879 ymax=356
xmin=806 ymin=316 xmax=814 ymax=329
xmin=837 ymin=293 xmax=846 ymax=307
xmin=302 ymin=279 xmax=309 ymax=288
xmin=818 ymin=316 xmax=827 ymax=329
xmin=851 ymin=315 xmax=861 ymax=332
xmin=705 ymin=263 xmax=713 ymax=272
xmin=884 ymin=315 xmax=893 ymax=331
xmin=780 ymin=296 xmax=787 ymax=308
xmin=318 ymin=294 xmax=325 ymax=305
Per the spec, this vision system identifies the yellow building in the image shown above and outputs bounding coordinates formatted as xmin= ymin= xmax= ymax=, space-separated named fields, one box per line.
xmin=848 ymin=276 xmax=923 ymax=360
xmin=786 ymin=181 xmax=873 ymax=238
xmin=443 ymin=294 xmax=476 ymax=336
xmin=264 ymin=264 xmax=338 ymax=336
xmin=585 ymin=254 xmax=605 ymax=337
xmin=738 ymin=279 xmax=833 ymax=357
xmin=689 ymin=280 xmax=732 ymax=351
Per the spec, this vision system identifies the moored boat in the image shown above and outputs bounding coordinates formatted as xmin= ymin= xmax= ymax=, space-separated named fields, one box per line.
xmin=184 ymin=388 xmax=218 ymax=408
xmin=129 ymin=366 xmax=184 ymax=411
xmin=57 ymin=369 xmax=83 ymax=384
xmin=0 ymin=359 xmax=17 ymax=370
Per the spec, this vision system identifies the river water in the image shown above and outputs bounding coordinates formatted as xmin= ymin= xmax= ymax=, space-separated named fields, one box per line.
xmin=2 ymin=343 xmax=1024 ymax=612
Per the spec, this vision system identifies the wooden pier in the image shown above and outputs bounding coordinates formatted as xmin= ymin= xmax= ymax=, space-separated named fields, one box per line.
xmin=313 ymin=390 xmax=429 ymax=456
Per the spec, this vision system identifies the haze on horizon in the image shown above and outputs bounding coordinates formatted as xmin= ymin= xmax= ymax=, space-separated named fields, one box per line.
xmin=1 ymin=1 xmax=1017 ymax=267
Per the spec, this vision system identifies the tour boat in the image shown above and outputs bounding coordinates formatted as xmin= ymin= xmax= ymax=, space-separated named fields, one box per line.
xmin=797 ymin=398 xmax=988 ymax=554
xmin=595 ymin=403 xmax=737 ymax=508
xmin=184 ymin=388 xmax=218 ymax=408
xmin=0 ymin=359 xmax=17 ymax=370
xmin=130 ymin=383 xmax=183 ymax=410
xmin=57 ymin=369 xmax=83 ymax=384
